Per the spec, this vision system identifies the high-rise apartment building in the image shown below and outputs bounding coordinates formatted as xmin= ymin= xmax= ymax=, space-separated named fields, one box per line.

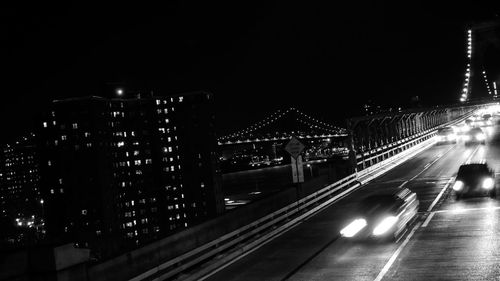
xmin=0 ymin=134 xmax=41 ymax=221
xmin=37 ymin=91 xmax=223 ymax=257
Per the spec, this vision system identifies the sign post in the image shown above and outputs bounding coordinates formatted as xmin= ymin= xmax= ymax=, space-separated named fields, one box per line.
xmin=285 ymin=136 xmax=305 ymax=211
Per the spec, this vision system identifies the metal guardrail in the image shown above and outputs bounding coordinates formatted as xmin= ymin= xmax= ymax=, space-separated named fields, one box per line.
xmin=355 ymin=110 xmax=478 ymax=171
xmin=130 ymin=108 xmax=482 ymax=281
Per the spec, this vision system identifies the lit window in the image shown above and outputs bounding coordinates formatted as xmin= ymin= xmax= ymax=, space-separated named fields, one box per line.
xmin=134 ymin=160 xmax=141 ymax=165
xmin=72 ymin=123 xmax=78 ymax=129
xmin=168 ymin=147 xmax=172 ymax=152
xmin=200 ymin=182 xmax=205 ymax=188
xmin=167 ymin=137 xmax=171 ymax=142
xmin=145 ymin=159 xmax=152 ymax=164
xmin=179 ymin=96 xmax=183 ymax=102
xmin=117 ymin=141 xmax=125 ymax=147
xmin=159 ymin=128 xmax=165 ymax=133
xmin=171 ymin=166 xmax=175 ymax=171
xmin=82 ymin=209 xmax=87 ymax=215
xmin=165 ymin=118 xmax=169 ymax=123
xmin=47 ymin=160 xmax=52 ymax=166
xmin=50 ymin=189 xmax=54 ymax=194
xmin=60 ymin=188 xmax=64 ymax=193
xmin=126 ymin=222 xmax=133 ymax=227
xmin=131 ymin=200 xmax=135 ymax=206
xmin=61 ymin=135 xmax=67 ymax=140
xmin=156 ymin=100 xmax=160 ymax=105
xmin=43 ymin=122 xmax=47 ymax=128
xmin=58 ymin=178 xmax=63 ymax=184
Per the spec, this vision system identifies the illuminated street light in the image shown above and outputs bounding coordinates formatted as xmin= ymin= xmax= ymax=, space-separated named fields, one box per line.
xmin=116 ymin=88 xmax=124 ymax=96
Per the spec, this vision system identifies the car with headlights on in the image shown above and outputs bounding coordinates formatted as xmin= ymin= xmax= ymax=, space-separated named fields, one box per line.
xmin=340 ymin=188 xmax=419 ymax=242
xmin=452 ymin=162 xmax=496 ymax=199
xmin=463 ymin=127 xmax=486 ymax=145
xmin=436 ymin=127 xmax=457 ymax=144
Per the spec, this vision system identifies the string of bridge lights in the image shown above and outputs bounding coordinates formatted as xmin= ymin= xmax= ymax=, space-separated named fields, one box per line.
xmin=296 ymin=118 xmax=341 ymax=134
xmin=461 ymin=29 xmax=472 ymax=103
xmin=482 ymin=69 xmax=493 ymax=96
xmin=218 ymin=107 xmax=345 ymax=141
xmin=296 ymin=109 xmax=346 ymax=132
xmin=219 ymin=108 xmax=286 ymax=140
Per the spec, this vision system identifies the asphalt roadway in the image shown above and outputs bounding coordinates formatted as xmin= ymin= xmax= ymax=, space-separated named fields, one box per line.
xmin=203 ymin=124 xmax=500 ymax=281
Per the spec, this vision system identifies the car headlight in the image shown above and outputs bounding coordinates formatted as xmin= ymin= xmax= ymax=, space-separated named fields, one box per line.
xmin=482 ymin=178 xmax=494 ymax=189
xmin=373 ymin=216 xmax=398 ymax=236
xmin=453 ymin=180 xmax=464 ymax=191
xmin=476 ymin=134 xmax=486 ymax=141
xmin=340 ymin=218 xmax=367 ymax=237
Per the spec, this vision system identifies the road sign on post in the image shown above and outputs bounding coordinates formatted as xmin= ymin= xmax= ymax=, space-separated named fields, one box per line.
xmin=286 ymin=136 xmax=305 ymax=183
xmin=285 ymin=136 xmax=305 ymax=160
xmin=286 ymin=136 xmax=305 ymax=212
xmin=291 ymin=155 xmax=304 ymax=183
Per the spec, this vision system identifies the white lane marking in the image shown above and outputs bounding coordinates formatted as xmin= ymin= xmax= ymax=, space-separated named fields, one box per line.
xmin=397 ymin=181 xmax=409 ymax=188
xmin=465 ymin=145 xmax=480 ymax=164
xmin=434 ymin=205 xmax=500 ymax=214
xmin=407 ymin=145 xmax=455 ymax=182
xmin=427 ymin=177 xmax=454 ymax=212
xmin=373 ymin=222 xmax=422 ymax=281
xmin=421 ymin=212 xmax=435 ymax=228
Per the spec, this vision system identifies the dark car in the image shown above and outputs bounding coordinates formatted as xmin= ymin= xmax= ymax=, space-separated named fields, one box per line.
xmin=436 ymin=127 xmax=457 ymax=144
xmin=463 ymin=127 xmax=486 ymax=145
xmin=482 ymin=114 xmax=493 ymax=126
xmin=340 ymin=188 xmax=419 ymax=242
xmin=453 ymin=162 xmax=496 ymax=199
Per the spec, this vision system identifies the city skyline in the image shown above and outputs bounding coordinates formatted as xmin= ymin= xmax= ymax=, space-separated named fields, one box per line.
xmin=4 ymin=3 xmax=500 ymax=281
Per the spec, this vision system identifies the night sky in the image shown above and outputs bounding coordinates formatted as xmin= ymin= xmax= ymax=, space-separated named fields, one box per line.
xmin=2 ymin=2 xmax=500 ymax=143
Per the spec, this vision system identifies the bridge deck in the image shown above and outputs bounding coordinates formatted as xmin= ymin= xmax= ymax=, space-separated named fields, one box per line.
xmin=203 ymin=124 xmax=500 ymax=281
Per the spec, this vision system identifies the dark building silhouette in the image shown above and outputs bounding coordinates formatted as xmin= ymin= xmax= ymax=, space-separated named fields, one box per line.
xmin=36 ymin=91 xmax=223 ymax=257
